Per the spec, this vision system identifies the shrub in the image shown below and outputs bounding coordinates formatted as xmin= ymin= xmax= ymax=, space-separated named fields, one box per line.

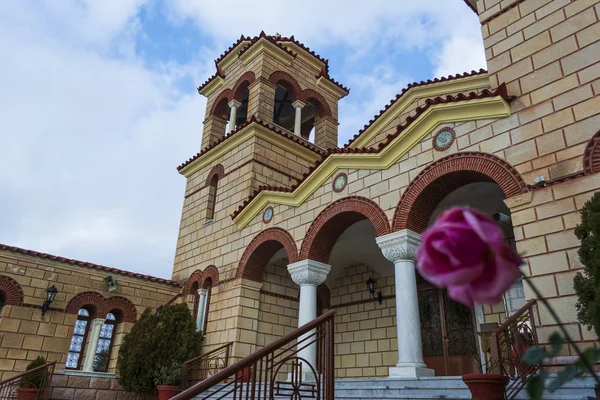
xmin=117 ymin=304 xmax=202 ymax=394
xmin=19 ymin=357 xmax=48 ymax=389
xmin=574 ymin=192 xmax=600 ymax=337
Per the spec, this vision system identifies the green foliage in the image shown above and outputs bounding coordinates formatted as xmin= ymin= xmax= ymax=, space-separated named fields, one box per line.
xmin=574 ymin=192 xmax=600 ymax=337
xmin=154 ymin=361 xmax=185 ymax=386
xmin=117 ymin=304 xmax=202 ymax=394
xmin=19 ymin=357 xmax=48 ymax=389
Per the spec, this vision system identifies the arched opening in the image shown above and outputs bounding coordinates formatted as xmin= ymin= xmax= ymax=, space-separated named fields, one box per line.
xmin=206 ymin=174 xmax=219 ymax=221
xmin=273 ymin=83 xmax=296 ymax=131
xmin=300 ymin=99 xmax=318 ymax=142
xmin=0 ymin=291 xmax=6 ymax=316
xmin=232 ymin=81 xmax=250 ymax=128
xmin=200 ymin=277 xmax=212 ymax=335
xmin=92 ymin=312 xmax=117 ymax=372
xmin=66 ymin=308 xmax=92 ymax=370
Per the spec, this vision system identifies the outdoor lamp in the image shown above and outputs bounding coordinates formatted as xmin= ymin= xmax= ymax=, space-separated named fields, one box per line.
xmin=41 ymin=285 xmax=58 ymax=316
xmin=366 ymin=277 xmax=384 ymax=305
xmin=156 ymin=305 xmax=163 ymax=315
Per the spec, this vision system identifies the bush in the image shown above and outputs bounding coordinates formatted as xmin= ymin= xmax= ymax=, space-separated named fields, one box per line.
xmin=19 ymin=357 xmax=48 ymax=389
xmin=574 ymin=192 xmax=600 ymax=337
xmin=117 ymin=304 xmax=202 ymax=394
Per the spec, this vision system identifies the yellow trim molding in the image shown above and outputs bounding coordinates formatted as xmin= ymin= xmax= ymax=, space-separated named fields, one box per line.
xmin=233 ymin=95 xmax=510 ymax=229
xmin=316 ymin=76 xmax=349 ymax=99
xmin=280 ymin=41 xmax=325 ymax=73
xmin=240 ymin=38 xmax=294 ymax=67
xmin=349 ymin=73 xmax=490 ymax=148
xmin=199 ymin=76 xmax=225 ymax=98
xmin=178 ymin=123 xmax=322 ymax=178
xmin=217 ymin=40 xmax=252 ymax=73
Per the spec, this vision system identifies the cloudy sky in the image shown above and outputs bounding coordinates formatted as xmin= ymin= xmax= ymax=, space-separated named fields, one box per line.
xmin=0 ymin=1 xmax=486 ymax=279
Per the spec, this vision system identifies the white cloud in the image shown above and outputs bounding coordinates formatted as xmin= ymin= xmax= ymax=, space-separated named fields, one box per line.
xmin=431 ymin=33 xmax=487 ymax=78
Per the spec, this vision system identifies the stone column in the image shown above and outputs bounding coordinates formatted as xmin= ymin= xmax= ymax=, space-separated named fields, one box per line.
xmin=227 ymin=100 xmax=242 ymax=133
xmin=376 ymin=230 xmax=434 ymax=377
xmin=83 ymin=318 xmax=105 ymax=372
xmin=313 ymin=115 xmax=338 ymax=149
xmin=201 ymin=115 xmax=227 ymax=150
xmin=196 ymin=288 xmax=208 ymax=332
xmin=291 ymin=100 xmax=305 ymax=137
xmin=247 ymin=77 xmax=276 ymax=123
xmin=287 ymin=260 xmax=331 ymax=377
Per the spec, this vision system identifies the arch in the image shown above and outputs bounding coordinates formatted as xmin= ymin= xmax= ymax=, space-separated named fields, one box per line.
xmin=105 ymin=296 xmax=137 ymax=323
xmin=66 ymin=292 xmax=106 ymax=318
xmin=300 ymin=197 xmax=391 ymax=263
xmin=184 ymin=270 xmax=204 ymax=295
xmin=199 ymin=265 xmax=219 ymax=288
xmin=0 ymin=276 xmax=24 ymax=306
xmin=269 ymin=71 xmax=302 ymax=100
xmin=205 ymin=164 xmax=225 ymax=186
xmin=237 ymin=227 xmax=299 ymax=282
xmin=300 ymin=89 xmax=332 ymax=118
xmin=209 ymin=89 xmax=233 ymax=118
xmin=392 ymin=152 xmax=528 ymax=233
xmin=232 ymin=72 xmax=256 ymax=102
xmin=583 ymin=130 xmax=600 ymax=174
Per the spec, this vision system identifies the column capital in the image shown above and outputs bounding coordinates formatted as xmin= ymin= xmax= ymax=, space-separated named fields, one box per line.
xmin=197 ymin=288 xmax=208 ymax=296
xmin=376 ymin=229 xmax=421 ymax=263
xmin=228 ymin=99 xmax=242 ymax=108
xmin=91 ymin=318 xmax=105 ymax=327
xmin=287 ymin=260 xmax=331 ymax=287
xmin=292 ymin=100 xmax=306 ymax=109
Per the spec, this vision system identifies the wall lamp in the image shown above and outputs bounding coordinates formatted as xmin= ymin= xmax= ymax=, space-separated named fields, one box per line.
xmin=366 ymin=277 xmax=383 ymax=305
xmin=41 ymin=285 xmax=58 ymax=316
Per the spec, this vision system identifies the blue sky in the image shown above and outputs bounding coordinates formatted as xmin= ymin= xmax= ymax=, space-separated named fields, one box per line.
xmin=0 ymin=1 xmax=486 ymax=279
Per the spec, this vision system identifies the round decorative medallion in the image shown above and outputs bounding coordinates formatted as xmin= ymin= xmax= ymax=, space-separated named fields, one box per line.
xmin=432 ymin=127 xmax=456 ymax=151
xmin=332 ymin=173 xmax=348 ymax=193
xmin=263 ymin=207 xmax=274 ymax=224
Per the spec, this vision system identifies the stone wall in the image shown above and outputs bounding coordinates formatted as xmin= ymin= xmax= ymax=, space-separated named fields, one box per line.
xmin=49 ymin=371 xmax=148 ymax=400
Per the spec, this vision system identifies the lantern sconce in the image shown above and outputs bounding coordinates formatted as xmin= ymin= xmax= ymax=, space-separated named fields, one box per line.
xmin=366 ymin=277 xmax=383 ymax=305
xmin=41 ymin=285 xmax=58 ymax=316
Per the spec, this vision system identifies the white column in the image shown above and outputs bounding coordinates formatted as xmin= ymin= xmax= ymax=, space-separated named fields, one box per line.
xmin=291 ymin=100 xmax=305 ymax=137
xmin=287 ymin=259 xmax=331 ymax=379
xmin=196 ymin=288 xmax=208 ymax=333
xmin=227 ymin=99 xmax=241 ymax=133
xmin=376 ymin=230 xmax=434 ymax=378
xmin=83 ymin=318 xmax=105 ymax=372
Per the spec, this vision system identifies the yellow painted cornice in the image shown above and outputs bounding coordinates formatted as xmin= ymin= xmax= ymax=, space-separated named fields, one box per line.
xmin=279 ymin=41 xmax=325 ymax=72
xmin=217 ymin=40 xmax=252 ymax=73
xmin=349 ymin=73 xmax=490 ymax=148
xmin=316 ymin=76 xmax=349 ymax=99
xmin=239 ymin=38 xmax=294 ymax=67
xmin=199 ymin=76 xmax=225 ymax=98
xmin=178 ymin=122 xmax=322 ymax=178
xmin=233 ymin=95 xmax=510 ymax=229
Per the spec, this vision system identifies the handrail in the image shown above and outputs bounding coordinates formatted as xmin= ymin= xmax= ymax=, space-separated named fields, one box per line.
xmin=181 ymin=342 xmax=233 ymax=388
xmin=494 ymin=299 xmax=537 ymax=333
xmin=0 ymin=361 xmax=56 ymax=400
xmin=172 ymin=309 xmax=336 ymax=400
xmin=184 ymin=342 xmax=233 ymax=367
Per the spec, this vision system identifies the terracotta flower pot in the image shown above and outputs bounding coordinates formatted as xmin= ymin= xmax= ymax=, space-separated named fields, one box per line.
xmin=17 ymin=388 xmax=43 ymax=400
xmin=462 ymin=373 xmax=509 ymax=400
xmin=156 ymin=385 xmax=181 ymax=400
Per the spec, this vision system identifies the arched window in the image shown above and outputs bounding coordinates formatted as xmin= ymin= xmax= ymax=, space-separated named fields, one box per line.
xmin=66 ymin=308 xmax=91 ymax=369
xmin=93 ymin=312 xmax=116 ymax=372
xmin=201 ymin=278 xmax=212 ymax=334
xmin=273 ymin=85 xmax=296 ymax=131
xmin=206 ymin=174 xmax=219 ymax=221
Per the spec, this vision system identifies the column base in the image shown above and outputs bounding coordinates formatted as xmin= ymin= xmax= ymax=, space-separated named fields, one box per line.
xmin=388 ymin=364 xmax=435 ymax=378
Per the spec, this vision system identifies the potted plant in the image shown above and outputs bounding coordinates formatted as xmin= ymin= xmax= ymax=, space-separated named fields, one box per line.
xmin=18 ymin=357 xmax=48 ymax=400
xmin=462 ymin=345 xmax=508 ymax=400
xmin=154 ymin=361 xmax=185 ymax=400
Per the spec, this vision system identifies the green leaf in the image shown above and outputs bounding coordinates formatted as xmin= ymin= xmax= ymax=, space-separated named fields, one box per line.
xmin=547 ymin=365 xmax=578 ymax=392
xmin=526 ymin=372 xmax=547 ymax=400
xmin=523 ymin=345 xmax=546 ymax=366
xmin=548 ymin=333 xmax=565 ymax=357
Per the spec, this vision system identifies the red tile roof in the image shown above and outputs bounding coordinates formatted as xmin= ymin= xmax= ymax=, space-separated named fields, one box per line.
xmin=177 ymin=116 xmax=326 ymax=172
xmin=0 ymin=244 xmax=181 ymax=287
xmin=231 ymin=84 xmax=511 ymax=219
xmin=344 ymin=69 xmax=488 ymax=147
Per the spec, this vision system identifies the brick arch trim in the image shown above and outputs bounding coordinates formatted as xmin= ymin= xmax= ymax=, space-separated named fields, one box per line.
xmin=300 ymin=89 xmax=332 ymax=118
xmin=268 ymin=71 xmax=303 ymax=100
xmin=205 ymin=164 xmax=225 ymax=186
xmin=66 ymin=292 xmax=107 ymax=318
xmin=184 ymin=270 xmax=204 ymax=295
xmin=0 ymin=275 xmax=24 ymax=306
xmin=209 ymin=89 xmax=233 ymax=117
xmin=300 ymin=196 xmax=391 ymax=263
xmin=393 ymin=152 xmax=528 ymax=233
xmin=105 ymin=296 xmax=137 ymax=323
xmin=583 ymin=130 xmax=600 ymax=174
xmin=199 ymin=265 xmax=219 ymax=288
xmin=236 ymin=227 xmax=299 ymax=282
xmin=232 ymin=72 xmax=256 ymax=102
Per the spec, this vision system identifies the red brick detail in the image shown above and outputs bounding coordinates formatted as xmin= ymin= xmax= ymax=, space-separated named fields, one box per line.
xmin=232 ymin=72 xmax=256 ymax=102
xmin=237 ymin=228 xmax=299 ymax=282
xmin=300 ymin=197 xmax=391 ymax=263
xmin=184 ymin=270 xmax=204 ymax=295
xmin=300 ymin=89 xmax=332 ymax=118
xmin=583 ymin=130 xmax=600 ymax=175
xmin=199 ymin=265 xmax=219 ymax=289
xmin=209 ymin=89 xmax=233 ymax=117
xmin=0 ymin=275 xmax=24 ymax=306
xmin=269 ymin=71 xmax=302 ymax=100
xmin=393 ymin=152 xmax=528 ymax=233
xmin=65 ymin=292 xmax=107 ymax=318
xmin=205 ymin=164 xmax=225 ymax=186
xmin=105 ymin=296 xmax=137 ymax=323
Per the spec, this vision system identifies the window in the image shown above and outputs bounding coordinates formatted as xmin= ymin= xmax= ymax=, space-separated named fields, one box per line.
xmin=66 ymin=308 xmax=90 ymax=369
xmin=206 ymin=174 xmax=219 ymax=221
xmin=93 ymin=313 xmax=116 ymax=372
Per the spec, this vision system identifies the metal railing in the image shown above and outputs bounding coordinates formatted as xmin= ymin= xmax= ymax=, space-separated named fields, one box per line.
xmin=490 ymin=299 xmax=540 ymax=400
xmin=0 ymin=361 xmax=56 ymax=400
xmin=172 ymin=310 xmax=335 ymax=400
xmin=182 ymin=342 xmax=233 ymax=388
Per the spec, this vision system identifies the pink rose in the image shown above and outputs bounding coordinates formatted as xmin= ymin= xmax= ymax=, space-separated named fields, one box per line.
xmin=416 ymin=207 xmax=522 ymax=306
